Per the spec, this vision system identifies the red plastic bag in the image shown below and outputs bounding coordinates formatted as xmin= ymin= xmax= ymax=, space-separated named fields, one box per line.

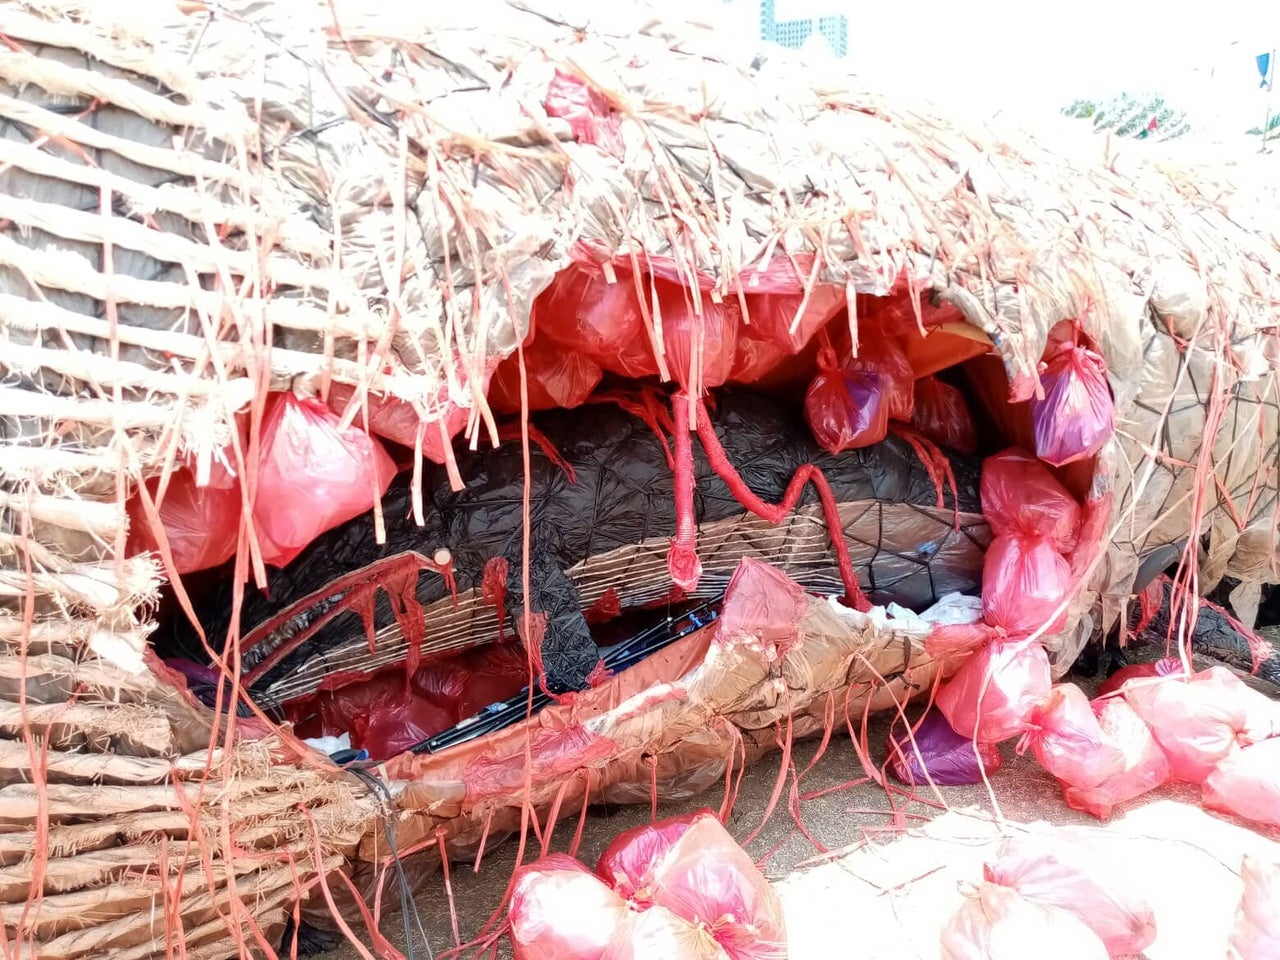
xmin=604 ymin=907 xmax=729 ymax=960
xmin=128 ymin=464 xmax=241 ymax=575
xmin=253 ymin=393 xmax=397 ymax=568
xmin=490 ymin=335 xmax=603 ymax=413
xmin=314 ymin=671 xmax=455 ymax=761
xmin=940 ymin=882 xmax=1108 ymax=960
xmin=1025 ymin=684 xmax=1126 ymax=789
xmin=596 ymin=810 xmax=708 ymax=901
xmin=1062 ymin=697 xmax=1170 ymax=819
xmin=326 ymin=361 xmax=495 ymax=464
xmin=981 ymin=535 xmax=1071 ymax=637
xmin=911 ymin=376 xmax=977 ymax=454
xmin=661 ymin=296 xmax=741 ymax=392
xmin=509 ymin=855 xmax=629 ymax=960
xmin=1031 ymin=343 xmax=1115 ymax=466
xmin=536 ymin=261 xmax=658 ymax=379
xmin=887 ymin=709 xmax=1003 ymax=786
xmin=1203 ymin=737 xmax=1280 ymax=828
xmin=936 ymin=639 xmax=1052 ymax=744
xmin=730 ymin=288 xmax=843 ymax=383
xmin=984 ymin=828 xmax=1157 ymax=955
xmin=1230 ymin=855 xmax=1280 ymax=960
xmin=1095 ymin=657 xmax=1180 ymax=699
xmin=979 ymin=449 xmax=1082 ymax=552
xmin=1123 ymin=667 xmax=1274 ymax=783
xmin=804 ymin=356 xmax=889 ymax=454
xmin=717 ymin=558 xmax=809 ymax=655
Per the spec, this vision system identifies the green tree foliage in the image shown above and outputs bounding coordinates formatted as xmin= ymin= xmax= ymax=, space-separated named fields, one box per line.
xmin=1062 ymin=93 xmax=1192 ymax=141
xmin=1246 ymin=115 xmax=1280 ymax=142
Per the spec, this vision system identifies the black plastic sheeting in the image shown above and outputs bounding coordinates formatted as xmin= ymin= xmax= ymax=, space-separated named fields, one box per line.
xmin=163 ymin=390 xmax=983 ymax=694
xmin=1108 ymin=578 xmax=1280 ymax=688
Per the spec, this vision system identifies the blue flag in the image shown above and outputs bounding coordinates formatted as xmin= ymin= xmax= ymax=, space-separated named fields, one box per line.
xmin=1260 ymin=52 xmax=1273 ymax=88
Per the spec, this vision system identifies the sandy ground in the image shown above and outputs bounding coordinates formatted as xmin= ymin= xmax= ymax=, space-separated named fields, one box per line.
xmin=318 ymin=706 xmax=1280 ymax=960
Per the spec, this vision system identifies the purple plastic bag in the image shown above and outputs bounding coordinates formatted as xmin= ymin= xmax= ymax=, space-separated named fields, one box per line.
xmin=1031 ymin=344 xmax=1115 ymax=466
xmin=887 ymin=710 xmax=1004 ymax=786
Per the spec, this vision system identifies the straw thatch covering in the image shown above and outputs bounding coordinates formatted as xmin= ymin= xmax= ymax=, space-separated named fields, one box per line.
xmin=1 ymin=0 xmax=1279 ymax=955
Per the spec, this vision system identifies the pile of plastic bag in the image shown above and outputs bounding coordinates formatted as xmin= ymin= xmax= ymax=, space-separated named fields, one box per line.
xmin=978 ymin=449 xmax=1079 ymax=636
xmin=508 ymin=811 xmax=786 ymax=960
xmin=129 ymin=391 xmax=398 ymax=574
xmin=941 ymin=825 xmax=1156 ymax=959
xmin=285 ymin=643 xmax=530 ymax=760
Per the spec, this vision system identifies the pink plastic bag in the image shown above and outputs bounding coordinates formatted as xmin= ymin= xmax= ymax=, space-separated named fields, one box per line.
xmin=604 ymin=907 xmax=729 ymax=960
xmin=717 ymin=558 xmax=809 ymax=654
xmin=1062 ymin=697 xmax=1170 ymax=819
xmin=490 ymin=335 xmax=603 ymax=413
xmin=596 ymin=810 xmax=708 ymax=901
xmin=253 ymin=393 xmax=397 ymax=568
xmin=911 ymin=376 xmax=977 ymax=454
xmin=1026 ymin=684 xmax=1126 ymax=789
xmin=940 ymin=882 xmax=1108 ymax=960
xmin=544 ymin=70 xmax=624 ymax=157
xmin=1230 ymin=855 xmax=1280 ymax=960
xmin=1124 ymin=667 xmax=1273 ymax=783
xmin=1094 ymin=657 xmax=1180 ymax=699
xmin=983 ymin=828 xmax=1157 ymax=955
xmin=128 ymin=465 xmax=241 ymax=575
xmin=641 ymin=814 xmax=786 ymax=960
xmin=887 ymin=710 xmax=1003 ymax=786
xmin=1203 ymin=738 xmax=1280 ymax=829
xmin=509 ymin=855 xmax=629 ymax=960
xmin=1031 ymin=343 xmax=1115 ymax=466
xmin=936 ymin=639 xmax=1052 ymax=744
xmin=804 ymin=360 xmax=889 ymax=454
xmin=981 ymin=535 xmax=1071 ymax=637
xmin=979 ymin=449 xmax=1082 ymax=552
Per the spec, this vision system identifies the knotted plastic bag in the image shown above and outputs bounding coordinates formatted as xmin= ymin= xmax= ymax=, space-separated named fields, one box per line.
xmin=803 ymin=348 xmax=889 ymax=454
xmin=911 ymin=375 xmax=977 ymax=454
xmin=536 ymin=260 xmax=658 ymax=379
xmin=253 ymin=393 xmax=397 ymax=568
xmin=940 ymin=882 xmax=1108 ymax=960
xmin=509 ymin=855 xmax=629 ymax=960
xmin=717 ymin=557 xmax=809 ymax=656
xmin=936 ymin=639 xmax=1052 ymax=744
xmin=981 ymin=535 xmax=1071 ymax=637
xmin=603 ymin=906 xmax=730 ymax=960
xmin=1230 ymin=855 xmax=1280 ymax=960
xmin=980 ymin=449 xmax=1082 ymax=552
xmin=596 ymin=810 xmax=708 ymax=902
xmin=983 ymin=827 xmax=1157 ymax=955
xmin=1203 ymin=737 xmax=1280 ymax=829
xmin=1061 ymin=697 xmax=1171 ymax=820
xmin=886 ymin=709 xmax=1003 ymax=786
xmin=1031 ymin=342 xmax=1115 ymax=466
xmin=851 ymin=335 xmax=915 ymax=421
xmin=1025 ymin=684 xmax=1126 ymax=790
xmin=1123 ymin=667 xmax=1276 ymax=783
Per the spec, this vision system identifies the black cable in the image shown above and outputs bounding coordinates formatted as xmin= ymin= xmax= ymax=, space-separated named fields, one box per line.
xmin=348 ymin=767 xmax=434 ymax=960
